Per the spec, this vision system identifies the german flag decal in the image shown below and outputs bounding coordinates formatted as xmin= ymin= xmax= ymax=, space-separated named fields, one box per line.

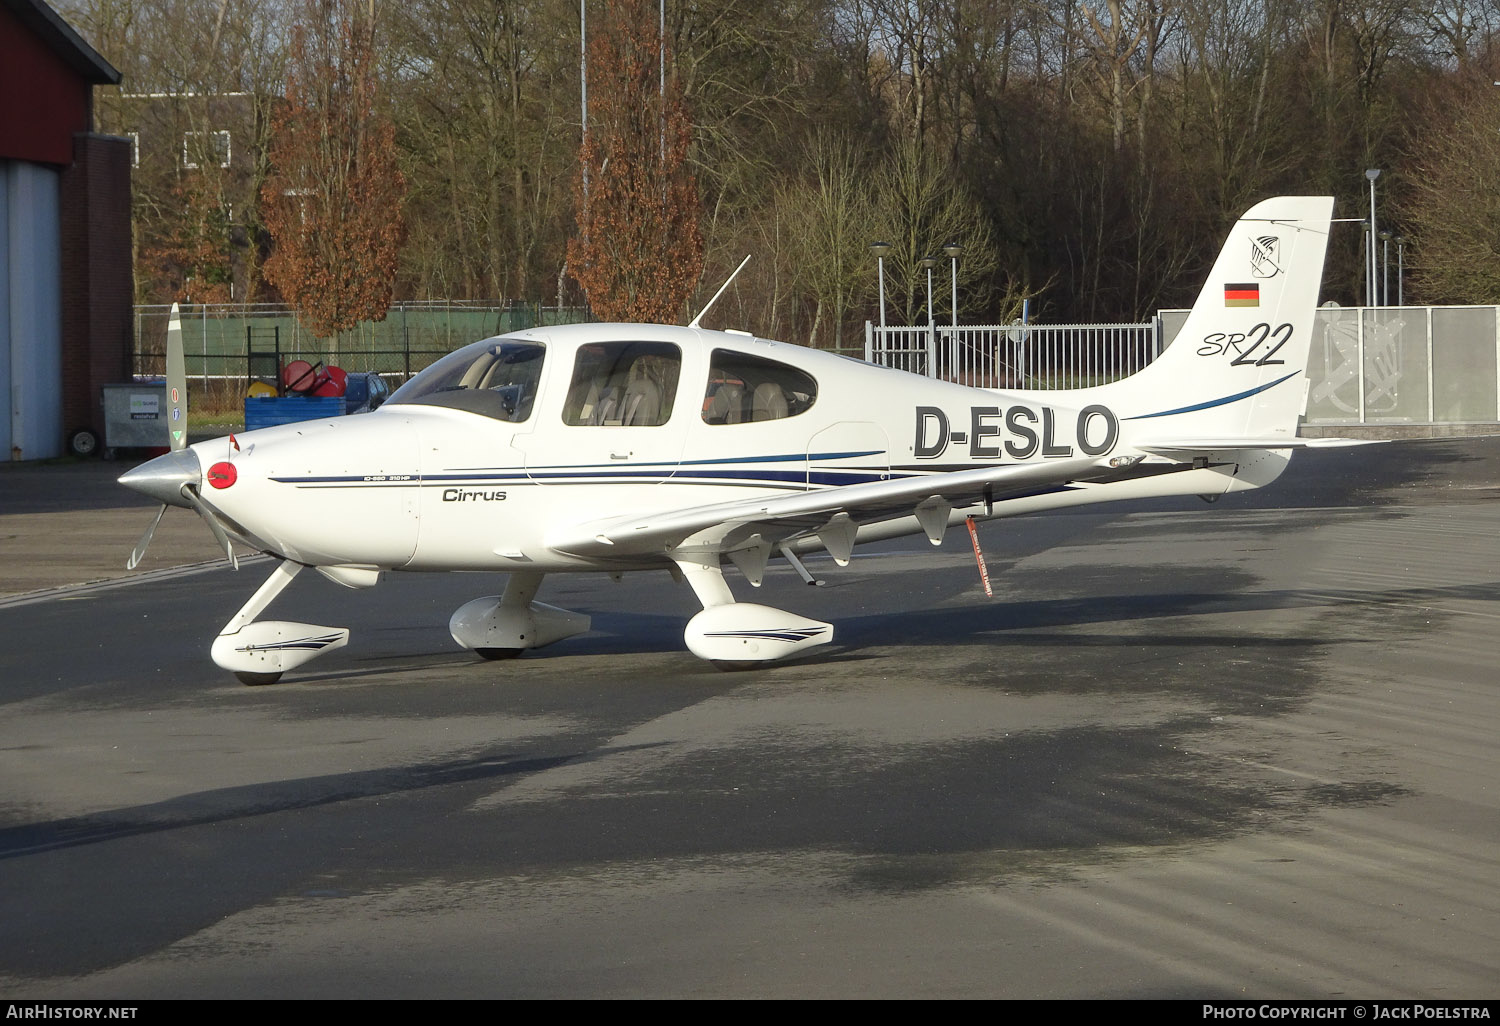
xmin=1224 ymin=282 xmax=1260 ymax=307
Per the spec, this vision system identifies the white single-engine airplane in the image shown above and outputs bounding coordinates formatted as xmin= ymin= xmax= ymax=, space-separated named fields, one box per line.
xmin=122 ymin=196 xmax=1342 ymax=684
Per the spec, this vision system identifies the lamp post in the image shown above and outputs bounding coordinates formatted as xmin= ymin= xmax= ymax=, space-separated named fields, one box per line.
xmin=580 ymin=0 xmax=588 ymax=199
xmin=921 ymin=255 xmax=939 ymax=376
xmin=870 ymin=241 xmax=891 ymax=341
xmin=921 ymin=256 xmax=937 ymax=326
xmin=1362 ymin=223 xmax=1371 ymax=306
xmin=943 ymin=242 xmax=961 ymax=328
xmin=659 ymin=0 xmax=665 ymax=159
xmin=1396 ymin=236 xmax=1405 ymax=306
xmin=1365 ymin=168 xmax=1381 ymax=307
xmin=1379 ymin=230 xmax=1392 ymax=306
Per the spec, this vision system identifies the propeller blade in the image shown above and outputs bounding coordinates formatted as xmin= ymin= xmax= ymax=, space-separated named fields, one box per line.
xmin=166 ymin=302 xmax=187 ymax=451
xmin=127 ymin=504 xmax=168 ymax=570
xmin=182 ymin=486 xmax=239 ymax=570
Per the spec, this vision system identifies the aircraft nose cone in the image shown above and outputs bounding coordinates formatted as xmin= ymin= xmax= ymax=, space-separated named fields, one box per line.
xmin=118 ymin=448 xmax=202 ymax=508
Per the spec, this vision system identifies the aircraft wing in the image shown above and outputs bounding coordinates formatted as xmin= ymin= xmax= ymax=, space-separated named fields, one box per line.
xmin=545 ymin=454 xmax=1122 ymax=561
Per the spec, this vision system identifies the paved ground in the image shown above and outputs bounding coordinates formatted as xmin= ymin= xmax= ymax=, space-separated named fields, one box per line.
xmin=0 ymin=458 xmax=228 ymax=597
xmin=0 ymin=438 xmax=1497 ymax=998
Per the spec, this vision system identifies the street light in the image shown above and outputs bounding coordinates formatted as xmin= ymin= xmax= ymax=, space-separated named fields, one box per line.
xmin=870 ymin=241 xmax=891 ymax=339
xmin=1395 ymin=235 xmax=1405 ymax=306
xmin=581 ymin=0 xmax=588 ymax=200
xmin=920 ymin=256 xmax=937 ymax=327
xmin=943 ymin=242 xmax=961 ymax=328
xmin=921 ymin=255 xmax=939 ymax=376
xmin=1365 ymin=169 xmax=1381 ymax=307
xmin=1362 ymin=223 xmax=1371 ymax=306
xmin=659 ymin=0 xmax=665 ymax=159
xmin=1379 ymin=230 xmax=1392 ymax=306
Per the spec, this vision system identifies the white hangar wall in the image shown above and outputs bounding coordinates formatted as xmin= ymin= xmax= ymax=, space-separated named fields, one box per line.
xmin=2 ymin=158 xmax=63 ymax=461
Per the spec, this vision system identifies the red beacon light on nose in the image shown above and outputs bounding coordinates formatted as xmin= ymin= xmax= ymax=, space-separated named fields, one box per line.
xmin=208 ymin=462 xmax=238 ymax=489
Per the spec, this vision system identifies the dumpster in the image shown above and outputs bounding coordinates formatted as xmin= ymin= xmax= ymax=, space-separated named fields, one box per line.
xmin=102 ymin=382 xmax=169 ymax=456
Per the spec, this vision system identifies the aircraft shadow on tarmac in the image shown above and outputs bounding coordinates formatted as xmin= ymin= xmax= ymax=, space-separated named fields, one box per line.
xmin=269 ymin=570 xmax=1500 ymax=693
xmin=0 ymin=741 xmax=677 ymax=861
xmin=831 ymin=578 xmax=1500 ymax=649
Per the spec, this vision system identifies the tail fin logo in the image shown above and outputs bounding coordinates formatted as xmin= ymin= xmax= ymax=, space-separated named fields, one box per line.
xmin=1250 ymin=235 xmax=1282 ymax=278
xmin=1224 ymin=283 xmax=1260 ymax=307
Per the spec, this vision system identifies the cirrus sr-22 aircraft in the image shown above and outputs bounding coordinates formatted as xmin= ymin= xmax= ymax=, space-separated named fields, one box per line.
xmin=122 ymin=195 xmax=1344 ymax=684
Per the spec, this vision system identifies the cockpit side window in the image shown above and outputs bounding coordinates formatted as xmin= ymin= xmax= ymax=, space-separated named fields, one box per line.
xmin=702 ymin=349 xmax=817 ymax=425
xmin=562 ymin=341 xmax=681 ymax=427
xmin=387 ymin=338 xmax=544 ymax=422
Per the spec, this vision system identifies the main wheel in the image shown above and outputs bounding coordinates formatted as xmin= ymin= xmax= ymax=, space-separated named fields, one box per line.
xmin=475 ymin=647 xmax=523 ymax=660
xmin=236 ymin=670 xmax=283 ymax=686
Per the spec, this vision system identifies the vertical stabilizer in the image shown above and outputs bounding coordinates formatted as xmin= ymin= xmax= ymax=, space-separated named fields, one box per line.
xmin=1087 ymin=196 xmax=1335 ymax=444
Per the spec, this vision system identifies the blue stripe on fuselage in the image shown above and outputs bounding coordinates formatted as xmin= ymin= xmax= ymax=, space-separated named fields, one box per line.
xmin=272 ymin=450 xmax=893 ymax=488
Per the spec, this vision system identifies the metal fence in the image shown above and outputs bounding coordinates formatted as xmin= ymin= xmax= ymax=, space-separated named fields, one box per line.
xmin=131 ymin=301 xmax=592 ymax=384
xmin=134 ymin=301 xmax=1500 ymax=428
xmin=865 ymin=321 xmax=1162 ymax=389
xmin=1165 ymin=305 xmax=1500 ymax=426
xmin=869 ymin=306 xmax=1500 ymax=427
xmin=1297 ymin=306 xmax=1499 ymax=426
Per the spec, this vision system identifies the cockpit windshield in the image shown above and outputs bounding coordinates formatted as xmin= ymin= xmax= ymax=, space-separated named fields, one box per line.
xmin=387 ymin=338 xmax=544 ymax=422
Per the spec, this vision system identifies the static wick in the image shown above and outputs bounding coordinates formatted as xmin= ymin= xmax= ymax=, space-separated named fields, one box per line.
xmin=965 ymin=515 xmax=993 ymax=598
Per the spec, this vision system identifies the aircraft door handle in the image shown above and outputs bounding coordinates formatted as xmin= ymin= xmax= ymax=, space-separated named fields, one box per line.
xmin=610 ymin=451 xmax=631 ymax=460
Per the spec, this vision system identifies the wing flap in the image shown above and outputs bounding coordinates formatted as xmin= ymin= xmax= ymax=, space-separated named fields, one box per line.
xmin=1139 ymin=437 xmax=1382 ymax=457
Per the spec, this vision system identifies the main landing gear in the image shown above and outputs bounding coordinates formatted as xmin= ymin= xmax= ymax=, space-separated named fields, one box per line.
xmin=673 ymin=554 xmax=833 ymax=669
xmin=449 ymin=571 xmax=591 ymax=660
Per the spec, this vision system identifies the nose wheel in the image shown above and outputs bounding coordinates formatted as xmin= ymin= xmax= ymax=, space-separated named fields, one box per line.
xmin=211 ymin=561 xmax=351 ymax=685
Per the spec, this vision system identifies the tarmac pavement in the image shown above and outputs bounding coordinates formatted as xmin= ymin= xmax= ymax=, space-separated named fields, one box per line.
xmin=0 ymin=456 xmax=230 ymax=598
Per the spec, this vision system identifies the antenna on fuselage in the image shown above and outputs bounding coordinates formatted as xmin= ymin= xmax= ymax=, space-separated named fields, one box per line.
xmin=688 ymin=254 xmax=752 ymax=329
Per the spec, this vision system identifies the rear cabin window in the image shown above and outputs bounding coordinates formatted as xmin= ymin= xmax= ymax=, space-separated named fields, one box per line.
xmin=702 ymin=349 xmax=817 ymax=425
xmin=562 ymin=341 xmax=681 ymax=427
xmin=386 ymin=338 xmax=544 ymax=422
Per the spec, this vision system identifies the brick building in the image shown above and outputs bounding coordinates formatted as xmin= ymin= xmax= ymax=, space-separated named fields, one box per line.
xmin=1 ymin=0 xmax=131 ymax=460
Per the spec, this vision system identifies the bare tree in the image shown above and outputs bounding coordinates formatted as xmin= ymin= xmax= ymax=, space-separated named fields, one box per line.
xmin=1404 ymin=70 xmax=1500 ymax=302
xmin=869 ymin=135 xmax=1000 ymax=324
xmin=386 ymin=0 xmax=576 ymax=301
xmin=775 ymin=131 xmax=877 ymax=347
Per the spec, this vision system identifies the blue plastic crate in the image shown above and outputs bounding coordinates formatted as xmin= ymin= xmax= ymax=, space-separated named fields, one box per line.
xmin=244 ymin=395 xmax=347 ymax=431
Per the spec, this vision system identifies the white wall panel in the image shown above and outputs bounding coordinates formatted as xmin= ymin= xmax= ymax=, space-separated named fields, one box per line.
xmin=4 ymin=160 xmax=63 ymax=460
